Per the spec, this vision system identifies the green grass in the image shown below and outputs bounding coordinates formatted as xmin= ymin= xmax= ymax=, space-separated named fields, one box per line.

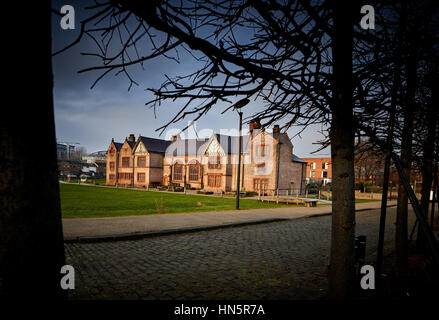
xmin=355 ymin=198 xmax=381 ymax=203
xmin=59 ymin=177 xmax=106 ymax=185
xmin=60 ymin=183 xmax=301 ymax=218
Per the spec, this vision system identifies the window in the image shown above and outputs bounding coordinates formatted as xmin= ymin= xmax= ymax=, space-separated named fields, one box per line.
xmin=122 ymin=157 xmax=130 ymax=168
xmin=253 ymin=178 xmax=268 ymax=191
xmin=137 ymin=156 xmax=146 ymax=167
xmin=109 ymin=162 xmax=115 ymax=171
xmin=119 ymin=173 xmax=132 ymax=180
xmin=208 ymin=156 xmax=221 ymax=169
xmin=310 ymin=162 xmax=316 ymax=169
xmin=109 ymin=174 xmax=115 ymax=181
xmin=322 ymin=171 xmax=328 ymax=178
xmin=208 ymin=175 xmax=221 ymax=187
xmin=109 ymin=149 xmax=115 ymax=156
xmin=174 ymin=165 xmax=183 ymax=181
xmin=255 ymin=162 xmax=266 ymax=174
xmin=311 ymin=171 xmax=315 ymax=178
xmin=189 ymin=164 xmax=199 ymax=181
xmin=322 ymin=162 xmax=329 ymax=170
xmin=137 ymin=173 xmax=145 ymax=182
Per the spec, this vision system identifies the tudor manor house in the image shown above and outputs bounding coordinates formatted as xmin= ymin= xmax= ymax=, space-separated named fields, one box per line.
xmin=106 ymin=119 xmax=307 ymax=194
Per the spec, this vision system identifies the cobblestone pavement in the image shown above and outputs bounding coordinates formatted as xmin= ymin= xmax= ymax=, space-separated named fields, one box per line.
xmin=65 ymin=208 xmax=416 ymax=300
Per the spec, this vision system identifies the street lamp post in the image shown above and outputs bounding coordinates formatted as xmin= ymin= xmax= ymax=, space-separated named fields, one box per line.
xmin=236 ymin=111 xmax=243 ymax=209
xmin=231 ymin=98 xmax=249 ymax=209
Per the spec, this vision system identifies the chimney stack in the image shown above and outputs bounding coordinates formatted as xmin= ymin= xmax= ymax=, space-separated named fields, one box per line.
xmin=273 ymin=125 xmax=280 ymax=134
xmin=128 ymin=134 xmax=135 ymax=142
xmin=249 ymin=118 xmax=261 ymax=135
xmin=171 ymin=135 xmax=180 ymax=141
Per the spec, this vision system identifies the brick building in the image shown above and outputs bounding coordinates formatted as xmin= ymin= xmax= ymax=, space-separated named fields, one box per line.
xmin=106 ymin=120 xmax=307 ymax=194
xmin=302 ymin=157 xmax=332 ymax=185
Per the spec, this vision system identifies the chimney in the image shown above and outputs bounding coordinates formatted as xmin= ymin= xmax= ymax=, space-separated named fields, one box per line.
xmin=249 ymin=118 xmax=261 ymax=136
xmin=171 ymin=135 xmax=180 ymax=141
xmin=273 ymin=125 xmax=280 ymax=134
xmin=128 ymin=134 xmax=135 ymax=142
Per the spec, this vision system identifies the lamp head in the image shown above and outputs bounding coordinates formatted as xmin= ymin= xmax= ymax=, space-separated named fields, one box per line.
xmin=233 ymin=98 xmax=250 ymax=109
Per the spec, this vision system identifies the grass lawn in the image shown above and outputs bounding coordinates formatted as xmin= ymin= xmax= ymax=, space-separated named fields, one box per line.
xmin=60 ymin=183 xmax=301 ymax=218
xmin=355 ymin=198 xmax=381 ymax=203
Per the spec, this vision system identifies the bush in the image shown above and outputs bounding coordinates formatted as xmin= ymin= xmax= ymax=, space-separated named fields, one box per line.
xmin=196 ymin=190 xmax=213 ymax=195
xmin=244 ymin=191 xmax=258 ymax=197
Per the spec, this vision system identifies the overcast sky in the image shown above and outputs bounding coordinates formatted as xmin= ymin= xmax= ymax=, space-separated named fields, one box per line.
xmin=51 ymin=0 xmax=330 ymax=158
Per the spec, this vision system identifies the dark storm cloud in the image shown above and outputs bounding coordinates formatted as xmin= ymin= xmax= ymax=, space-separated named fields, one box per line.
xmin=51 ymin=0 xmax=328 ymax=156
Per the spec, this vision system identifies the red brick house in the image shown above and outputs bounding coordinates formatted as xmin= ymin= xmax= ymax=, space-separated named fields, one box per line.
xmin=302 ymin=157 xmax=332 ymax=185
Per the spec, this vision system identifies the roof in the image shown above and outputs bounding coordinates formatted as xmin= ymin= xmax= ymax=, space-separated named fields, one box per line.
xmin=127 ymin=140 xmax=136 ymax=149
xmin=292 ymin=154 xmax=307 ymax=163
xmin=139 ymin=136 xmax=172 ymax=153
xmin=113 ymin=142 xmax=123 ymax=151
xmin=166 ymin=138 xmax=209 ymax=156
xmin=214 ymin=134 xmax=251 ymax=154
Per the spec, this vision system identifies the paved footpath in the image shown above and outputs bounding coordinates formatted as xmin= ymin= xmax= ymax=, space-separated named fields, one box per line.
xmin=65 ymin=207 xmax=415 ymax=300
xmin=63 ymin=200 xmax=396 ymax=241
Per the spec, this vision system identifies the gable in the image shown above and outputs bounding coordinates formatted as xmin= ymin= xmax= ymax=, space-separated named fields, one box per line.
xmin=135 ymin=141 xmax=148 ymax=153
xmin=107 ymin=140 xmax=122 ymax=155
xmin=107 ymin=143 xmax=115 ymax=153
xmin=252 ymin=130 xmax=277 ymax=145
xmin=205 ymin=138 xmax=225 ymax=156
xmin=120 ymin=140 xmax=134 ymax=155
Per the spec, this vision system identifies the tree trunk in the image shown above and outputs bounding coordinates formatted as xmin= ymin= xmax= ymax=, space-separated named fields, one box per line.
xmin=418 ymin=76 xmax=439 ymax=250
xmin=328 ymin=1 xmax=356 ymax=299
xmin=395 ymin=34 xmax=417 ymax=276
xmin=0 ymin=2 xmax=66 ymax=298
